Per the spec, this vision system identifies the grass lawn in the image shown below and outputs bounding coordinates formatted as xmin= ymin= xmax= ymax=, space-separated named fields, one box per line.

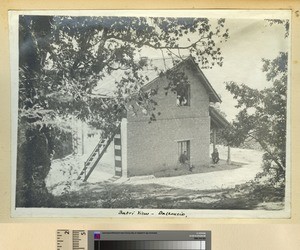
xmin=53 ymin=180 xmax=285 ymax=210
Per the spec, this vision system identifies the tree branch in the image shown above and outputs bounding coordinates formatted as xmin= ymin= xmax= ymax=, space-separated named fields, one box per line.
xmin=106 ymin=33 xmax=207 ymax=50
xmin=250 ymin=134 xmax=285 ymax=172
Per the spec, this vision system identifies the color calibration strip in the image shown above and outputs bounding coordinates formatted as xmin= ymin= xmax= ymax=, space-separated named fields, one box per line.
xmin=92 ymin=231 xmax=210 ymax=250
xmin=94 ymin=240 xmax=206 ymax=250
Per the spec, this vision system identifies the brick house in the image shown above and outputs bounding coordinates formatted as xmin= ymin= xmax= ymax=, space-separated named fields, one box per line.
xmin=78 ymin=56 xmax=229 ymax=181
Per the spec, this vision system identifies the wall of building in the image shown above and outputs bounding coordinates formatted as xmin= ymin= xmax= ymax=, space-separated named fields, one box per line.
xmin=126 ymin=62 xmax=212 ymax=176
xmin=128 ymin=64 xmax=210 ymax=122
xmin=127 ymin=117 xmax=210 ymax=176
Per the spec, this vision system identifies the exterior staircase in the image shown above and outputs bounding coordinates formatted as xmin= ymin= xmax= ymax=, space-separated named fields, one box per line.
xmin=77 ymin=125 xmax=120 ymax=182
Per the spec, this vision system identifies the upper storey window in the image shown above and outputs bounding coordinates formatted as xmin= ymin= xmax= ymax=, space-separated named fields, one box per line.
xmin=176 ymin=83 xmax=190 ymax=106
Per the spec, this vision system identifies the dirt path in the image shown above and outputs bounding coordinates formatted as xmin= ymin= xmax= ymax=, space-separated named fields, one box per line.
xmin=52 ymin=147 xmax=284 ymax=210
xmin=125 ymin=147 xmax=263 ymax=191
xmin=46 ymin=145 xmax=263 ymax=196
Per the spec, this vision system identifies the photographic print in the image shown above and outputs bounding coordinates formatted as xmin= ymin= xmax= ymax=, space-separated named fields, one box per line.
xmin=10 ymin=10 xmax=291 ymax=217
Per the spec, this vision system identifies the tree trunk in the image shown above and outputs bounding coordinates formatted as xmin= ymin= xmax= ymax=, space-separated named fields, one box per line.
xmin=213 ymin=128 xmax=217 ymax=152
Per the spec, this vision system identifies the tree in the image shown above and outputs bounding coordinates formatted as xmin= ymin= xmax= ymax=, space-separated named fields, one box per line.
xmin=17 ymin=15 xmax=229 ymax=206
xmin=19 ymin=16 xmax=229 ymax=132
xmin=225 ymin=52 xmax=288 ymax=180
xmin=266 ymin=19 xmax=289 ymax=38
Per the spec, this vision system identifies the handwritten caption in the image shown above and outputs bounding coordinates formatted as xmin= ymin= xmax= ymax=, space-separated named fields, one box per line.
xmin=118 ymin=210 xmax=187 ymax=217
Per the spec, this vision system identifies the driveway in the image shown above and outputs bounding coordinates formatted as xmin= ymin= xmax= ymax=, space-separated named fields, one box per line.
xmin=125 ymin=146 xmax=263 ymax=191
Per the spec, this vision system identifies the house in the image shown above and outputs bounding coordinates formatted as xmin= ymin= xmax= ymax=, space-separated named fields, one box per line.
xmin=77 ymin=56 xmax=229 ymax=181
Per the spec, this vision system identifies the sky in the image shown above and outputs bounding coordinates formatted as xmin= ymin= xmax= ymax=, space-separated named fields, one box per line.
xmin=94 ymin=13 xmax=290 ymax=122
xmin=138 ymin=18 xmax=289 ymax=121
xmin=202 ymin=18 xmax=289 ymax=121
xmin=13 ymin=10 xmax=290 ymax=123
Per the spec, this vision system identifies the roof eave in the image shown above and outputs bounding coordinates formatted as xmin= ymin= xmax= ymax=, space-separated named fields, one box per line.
xmin=209 ymin=106 xmax=230 ymax=129
xmin=186 ymin=57 xmax=222 ymax=103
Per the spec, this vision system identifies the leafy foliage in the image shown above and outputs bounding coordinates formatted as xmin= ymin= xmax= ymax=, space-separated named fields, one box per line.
xmin=266 ymin=19 xmax=289 ymax=38
xmin=17 ymin=15 xmax=229 ymax=206
xmin=225 ymin=52 xmax=288 ymax=179
xmin=19 ymin=15 xmax=229 ymax=133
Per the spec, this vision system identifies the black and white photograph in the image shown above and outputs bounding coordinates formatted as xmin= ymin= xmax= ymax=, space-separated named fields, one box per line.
xmin=10 ymin=10 xmax=291 ymax=217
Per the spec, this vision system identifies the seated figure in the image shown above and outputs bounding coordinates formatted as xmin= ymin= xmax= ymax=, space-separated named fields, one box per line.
xmin=179 ymin=151 xmax=193 ymax=171
xmin=179 ymin=151 xmax=189 ymax=164
xmin=211 ymin=148 xmax=220 ymax=164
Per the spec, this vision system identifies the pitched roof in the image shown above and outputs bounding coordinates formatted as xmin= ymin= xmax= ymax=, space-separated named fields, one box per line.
xmin=93 ymin=56 xmax=221 ymax=103
xmin=92 ymin=58 xmax=173 ymax=96
xmin=186 ymin=56 xmax=221 ymax=103
xmin=141 ymin=56 xmax=221 ymax=103
xmin=209 ymin=106 xmax=230 ymax=129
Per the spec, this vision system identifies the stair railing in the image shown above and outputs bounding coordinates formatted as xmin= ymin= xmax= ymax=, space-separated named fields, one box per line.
xmin=77 ymin=125 xmax=120 ymax=182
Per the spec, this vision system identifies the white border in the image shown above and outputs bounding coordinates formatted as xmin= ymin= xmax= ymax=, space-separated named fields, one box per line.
xmin=10 ymin=10 xmax=291 ymax=218
xmin=10 ymin=11 xmax=19 ymax=218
